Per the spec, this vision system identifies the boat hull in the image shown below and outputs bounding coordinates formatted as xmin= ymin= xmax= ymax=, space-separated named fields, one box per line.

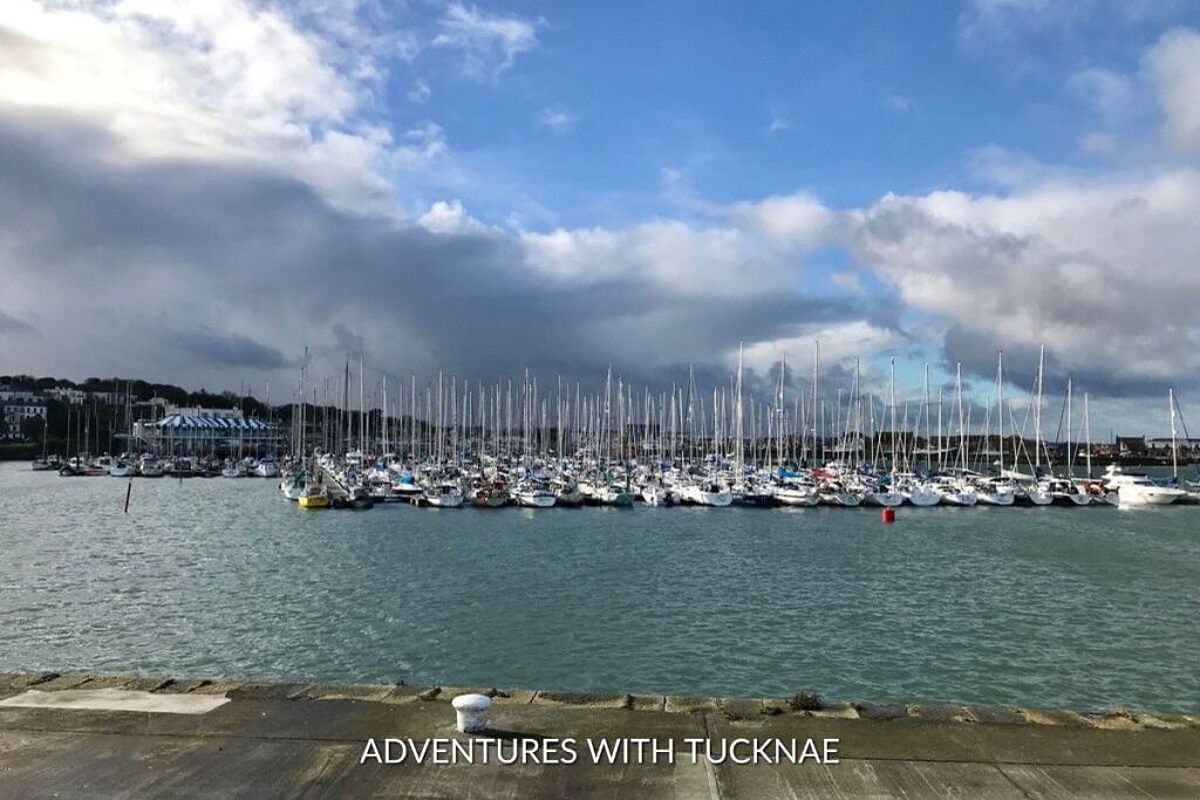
xmin=517 ymin=494 xmax=556 ymax=508
xmin=864 ymin=491 xmax=905 ymax=507
xmin=298 ymin=495 xmax=330 ymax=509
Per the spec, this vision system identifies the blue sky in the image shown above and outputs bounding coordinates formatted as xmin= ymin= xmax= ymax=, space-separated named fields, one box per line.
xmin=2 ymin=0 xmax=1200 ymax=433
xmin=388 ymin=0 xmax=1192 ymax=220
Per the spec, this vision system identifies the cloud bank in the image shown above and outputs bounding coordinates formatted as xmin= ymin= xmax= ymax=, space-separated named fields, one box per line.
xmin=1 ymin=2 xmax=1198 ymax=425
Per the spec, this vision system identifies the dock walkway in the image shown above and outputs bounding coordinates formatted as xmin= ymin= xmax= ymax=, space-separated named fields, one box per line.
xmin=0 ymin=672 xmax=1196 ymax=798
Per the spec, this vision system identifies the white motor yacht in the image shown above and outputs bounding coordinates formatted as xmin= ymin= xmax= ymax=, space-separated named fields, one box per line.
xmin=1101 ymin=465 xmax=1185 ymax=506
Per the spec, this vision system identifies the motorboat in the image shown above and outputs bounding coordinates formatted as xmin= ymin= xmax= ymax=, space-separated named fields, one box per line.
xmin=1101 ymin=465 xmax=1185 ymax=506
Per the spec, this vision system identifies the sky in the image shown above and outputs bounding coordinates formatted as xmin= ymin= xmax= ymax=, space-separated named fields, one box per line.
xmin=1 ymin=0 xmax=1200 ymax=434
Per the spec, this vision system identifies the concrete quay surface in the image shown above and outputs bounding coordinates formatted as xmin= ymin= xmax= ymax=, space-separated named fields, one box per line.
xmin=0 ymin=672 xmax=1197 ymax=798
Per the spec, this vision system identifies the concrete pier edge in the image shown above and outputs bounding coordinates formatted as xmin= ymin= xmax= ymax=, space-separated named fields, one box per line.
xmin=3 ymin=670 xmax=1199 ymax=797
xmin=2 ymin=670 xmax=1196 ymax=732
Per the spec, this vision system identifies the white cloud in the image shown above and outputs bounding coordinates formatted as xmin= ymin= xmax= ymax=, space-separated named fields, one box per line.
xmin=400 ymin=121 xmax=447 ymax=161
xmin=958 ymin=0 xmax=1060 ymax=42
xmin=885 ymin=94 xmax=911 ymax=111
xmin=537 ymin=108 xmax=576 ymax=134
xmin=850 ymin=170 xmax=1200 ymax=385
xmin=1078 ymin=131 xmax=1118 ymax=154
xmin=1067 ymin=67 xmax=1134 ymax=124
xmin=520 ymin=192 xmax=835 ymax=297
xmin=417 ymin=199 xmax=486 ymax=234
xmin=966 ymin=144 xmax=1055 ymax=188
xmin=0 ymin=0 xmax=411 ymax=217
xmin=408 ymin=79 xmax=431 ymax=104
xmin=728 ymin=193 xmax=835 ymax=246
xmin=1143 ymin=27 xmax=1200 ymax=153
xmin=432 ymin=2 xmax=539 ymax=80
xmin=766 ymin=116 xmax=789 ymax=134
xmin=737 ymin=321 xmax=900 ymax=377
xmin=830 ymin=271 xmax=867 ymax=295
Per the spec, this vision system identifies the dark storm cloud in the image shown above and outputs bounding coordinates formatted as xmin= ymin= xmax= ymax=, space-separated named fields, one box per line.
xmin=0 ymin=309 xmax=37 ymax=336
xmin=942 ymin=324 xmax=1191 ymax=400
xmin=853 ymin=184 xmax=1200 ymax=405
xmin=167 ymin=328 xmax=292 ymax=370
xmin=0 ymin=109 xmax=868 ymax=395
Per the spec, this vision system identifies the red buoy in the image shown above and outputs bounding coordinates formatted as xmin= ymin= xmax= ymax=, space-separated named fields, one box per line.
xmin=881 ymin=507 xmax=896 ymax=523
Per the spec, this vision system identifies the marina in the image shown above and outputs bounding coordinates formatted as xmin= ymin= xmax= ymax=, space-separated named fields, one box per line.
xmin=6 ymin=2 xmax=1200 ymax=794
xmin=24 ymin=348 xmax=1200 ymax=511
xmin=2 ymin=461 xmax=1197 ymax=715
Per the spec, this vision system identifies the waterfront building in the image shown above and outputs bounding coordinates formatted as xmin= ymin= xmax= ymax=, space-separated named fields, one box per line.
xmin=1116 ymin=436 xmax=1147 ymax=456
xmin=132 ymin=408 xmax=284 ymax=456
xmin=44 ymin=387 xmax=86 ymax=404
xmin=1 ymin=398 xmax=47 ymax=440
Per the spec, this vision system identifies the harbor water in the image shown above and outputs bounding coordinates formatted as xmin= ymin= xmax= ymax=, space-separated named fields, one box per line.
xmin=1 ymin=462 xmax=1197 ymax=714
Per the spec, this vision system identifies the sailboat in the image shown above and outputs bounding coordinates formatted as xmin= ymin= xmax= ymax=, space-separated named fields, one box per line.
xmin=423 ymin=481 xmax=464 ymax=508
xmin=935 ymin=363 xmax=977 ymax=506
xmin=297 ymin=483 xmax=330 ymax=509
xmin=31 ymin=413 xmax=54 ymax=470
xmin=514 ymin=480 xmax=557 ymax=507
xmin=1007 ymin=347 xmax=1052 ymax=506
xmin=865 ymin=358 xmax=905 ymax=507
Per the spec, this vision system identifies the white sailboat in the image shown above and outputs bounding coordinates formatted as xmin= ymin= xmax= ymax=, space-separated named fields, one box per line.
xmin=424 ymin=482 xmax=464 ymax=507
xmin=866 ymin=358 xmax=905 ymax=507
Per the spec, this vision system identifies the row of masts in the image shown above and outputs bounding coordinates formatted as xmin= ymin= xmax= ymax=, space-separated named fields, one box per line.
xmin=284 ymin=343 xmax=1195 ymax=477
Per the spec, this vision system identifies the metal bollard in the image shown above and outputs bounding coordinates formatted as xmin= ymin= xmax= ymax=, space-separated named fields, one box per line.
xmin=452 ymin=693 xmax=492 ymax=733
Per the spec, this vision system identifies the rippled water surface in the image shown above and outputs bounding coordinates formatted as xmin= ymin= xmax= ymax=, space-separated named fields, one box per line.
xmin=1 ymin=462 xmax=1197 ymax=713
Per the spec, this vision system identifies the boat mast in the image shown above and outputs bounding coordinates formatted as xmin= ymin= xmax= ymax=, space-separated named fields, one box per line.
xmin=923 ymin=362 xmax=930 ymax=472
xmin=775 ymin=351 xmax=785 ymax=472
xmin=936 ymin=387 xmax=944 ymax=471
xmin=735 ymin=343 xmax=744 ymax=478
xmin=1035 ymin=345 xmax=1044 ymax=473
xmin=1170 ymin=387 xmax=1178 ymax=479
xmin=889 ymin=356 xmax=896 ymax=477
xmin=955 ymin=361 xmax=965 ymax=470
xmin=811 ymin=339 xmax=820 ymax=464
xmin=1067 ymin=378 xmax=1073 ymax=480
xmin=997 ymin=351 xmax=1004 ymax=475
xmin=1084 ymin=392 xmax=1093 ymax=478
xmin=359 ymin=353 xmax=365 ymax=456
